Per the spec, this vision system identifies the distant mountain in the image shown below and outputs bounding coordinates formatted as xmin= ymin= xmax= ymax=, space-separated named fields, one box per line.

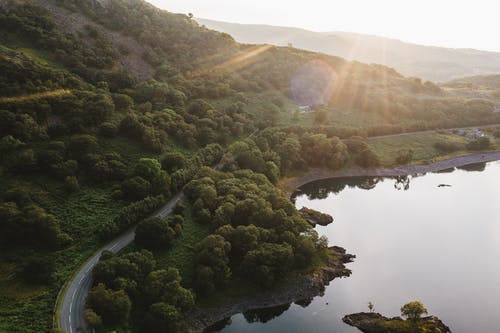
xmin=197 ymin=18 xmax=500 ymax=82
xmin=445 ymin=74 xmax=500 ymax=89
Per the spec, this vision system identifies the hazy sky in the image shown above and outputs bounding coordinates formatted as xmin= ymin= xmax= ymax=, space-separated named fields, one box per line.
xmin=147 ymin=0 xmax=500 ymax=52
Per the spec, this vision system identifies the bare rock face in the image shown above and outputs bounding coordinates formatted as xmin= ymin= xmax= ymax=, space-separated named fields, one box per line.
xmin=299 ymin=206 xmax=333 ymax=227
xmin=343 ymin=312 xmax=452 ymax=333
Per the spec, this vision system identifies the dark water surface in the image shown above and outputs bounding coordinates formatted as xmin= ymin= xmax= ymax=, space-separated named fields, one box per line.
xmin=216 ymin=161 xmax=500 ymax=333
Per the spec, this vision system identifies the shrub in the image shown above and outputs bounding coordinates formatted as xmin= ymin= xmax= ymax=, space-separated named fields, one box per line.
xmin=135 ymin=217 xmax=176 ymax=249
xmin=395 ymin=149 xmax=413 ymax=165
xmin=467 ymin=137 xmax=491 ymax=150
xmin=355 ymin=149 xmax=380 ymax=168
xmin=434 ymin=141 xmax=462 ymax=152
xmin=64 ymin=176 xmax=80 ymax=193
xmin=99 ymin=122 xmax=118 ymax=137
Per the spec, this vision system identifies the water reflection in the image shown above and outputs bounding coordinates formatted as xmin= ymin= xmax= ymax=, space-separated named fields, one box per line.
xmin=207 ymin=304 xmax=294 ymax=332
xmin=295 ymin=162 xmax=489 ymax=200
xmin=217 ymin=161 xmax=500 ymax=333
xmin=456 ymin=162 xmax=487 ymax=172
xmin=243 ymin=304 xmax=292 ymax=323
xmin=295 ymin=177 xmax=382 ymax=200
xmin=394 ymin=176 xmax=411 ymax=191
xmin=435 ymin=167 xmax=456 ymax=173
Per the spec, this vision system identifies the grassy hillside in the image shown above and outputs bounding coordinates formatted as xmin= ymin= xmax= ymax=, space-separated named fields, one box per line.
xmin=197 ymin=17 xmax=500 ymax=82
xmin=0 ymin=0 xmax=499 ymax=332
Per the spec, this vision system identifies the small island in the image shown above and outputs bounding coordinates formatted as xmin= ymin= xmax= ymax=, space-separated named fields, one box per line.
xmin=343 ymin=301 xmax=451 ymax=333
xmin=299 ymin=207 xmax=334 ymax=227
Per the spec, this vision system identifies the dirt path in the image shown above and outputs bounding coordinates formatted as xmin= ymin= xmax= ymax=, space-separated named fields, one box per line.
xmin=282 ymin=151 xmax=500 ymax=194
xmin=368 ymin=123 xmax=500 ymax=141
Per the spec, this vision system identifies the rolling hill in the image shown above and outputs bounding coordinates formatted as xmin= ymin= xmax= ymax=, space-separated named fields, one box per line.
xmin=0 ymin=1 xmax=499 ymax=332
xmin=197 ymin=18 xmax=500 ymax=82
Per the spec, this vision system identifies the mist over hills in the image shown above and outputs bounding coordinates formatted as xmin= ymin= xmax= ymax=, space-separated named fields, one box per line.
xmin=197 ymin=18 xmax=500 ymax=82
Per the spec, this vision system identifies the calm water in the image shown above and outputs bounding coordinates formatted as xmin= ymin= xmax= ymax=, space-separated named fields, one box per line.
xmin=216 ymin=161 xmax=500 ymax=333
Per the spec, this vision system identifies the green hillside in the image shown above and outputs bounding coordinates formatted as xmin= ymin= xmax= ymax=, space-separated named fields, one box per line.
xmin=0 ymin=0 xmax=499 ymax=332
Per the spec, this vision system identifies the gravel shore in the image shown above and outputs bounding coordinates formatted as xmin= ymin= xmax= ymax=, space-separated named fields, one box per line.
xmin=284 ymin=151 xmax=500 ymax=194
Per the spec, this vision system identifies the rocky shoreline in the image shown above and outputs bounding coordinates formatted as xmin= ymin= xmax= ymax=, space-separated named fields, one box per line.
xmin=186 ymin=246 xmax=355 ymax=332
xmin=343 ymin=312 xmax=452 ymax=333
xmin=299 ymin=206 xmax=334 ymax=227
xmin=183 ymin=152 xmax=500 ymax=332
xmin=283 ymin=151 xmax=500 ymax=195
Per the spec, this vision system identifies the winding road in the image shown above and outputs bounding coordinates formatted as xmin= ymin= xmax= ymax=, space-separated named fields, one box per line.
xmin=55 ymin=124 xmax=499 ymax=333
xmin=57 ymin=193 xmax=184 ymax=333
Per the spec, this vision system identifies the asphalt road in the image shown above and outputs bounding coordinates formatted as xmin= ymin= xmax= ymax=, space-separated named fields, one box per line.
xmin=58 ymin=192 xmax=184 ymax=333
xmin=55 ymin=123 xmax=498 ymax=332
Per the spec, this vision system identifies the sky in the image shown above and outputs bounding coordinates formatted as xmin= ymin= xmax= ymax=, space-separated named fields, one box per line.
xmin=146 ymin=0 xmax=500 ymax=52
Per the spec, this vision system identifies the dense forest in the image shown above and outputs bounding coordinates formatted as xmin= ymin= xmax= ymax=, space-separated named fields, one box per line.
xmin=0 ymin=0 xmax=499 ymax=332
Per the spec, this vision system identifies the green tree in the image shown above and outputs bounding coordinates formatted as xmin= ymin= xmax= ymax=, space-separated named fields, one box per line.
xmin=241 ymin=242 xmax=294 ymax=288
xmin=121 ymin=176 xmax=152 ymax=201
xmin=160 ymin=151 xmax=186 ymax=172
xmin=194 ymin=235 xmax=232 ymax=293
xmin=87 ymin=283 xmax=131 ymax=325
xmin=368 ymin=301 xmax=374 ymax=313
xmin=135 ymin=158 xmax=162 ymax=181
xmin=68 ymin=134 xmax=99 ymax=158
xmin=135 ymin=216 xmax=176 ymax=249
xmin=400 ymin=301 xmax=428 ymax=321
xmin=146 ymin=302 xmax=184 ymax=333
xmin=143 ymin=268 xmax=194 ymax=310
xmin=84 ymin=308 xmax=102 ymax=329
xmin=355 ymin=148 xmax=380 ymax=168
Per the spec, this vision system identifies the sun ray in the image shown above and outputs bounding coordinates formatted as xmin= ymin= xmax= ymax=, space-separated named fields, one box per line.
xmin=0 ymin=89 xmax=73 ymax=103
xmin=188 ymin=44 xmax=273 ymax=78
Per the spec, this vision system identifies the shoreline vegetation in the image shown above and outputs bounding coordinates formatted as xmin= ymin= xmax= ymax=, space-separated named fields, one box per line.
xmin=187 ymin=246 xmax=355 ymax=332
xmin=282 ymin=151 xmax=500 ymax=195
xmin=189 ymin=151 xmax=500 ymax=333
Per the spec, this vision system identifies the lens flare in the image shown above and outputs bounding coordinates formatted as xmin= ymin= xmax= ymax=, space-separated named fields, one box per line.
xmin=290 ymin=60 xmax=337 ymax=107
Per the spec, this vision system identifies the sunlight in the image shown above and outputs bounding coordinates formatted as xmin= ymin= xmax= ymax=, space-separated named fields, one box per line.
xmin=189 ymin=44 xmax=273 ymax=78
xmin=0 ymin=89 xmax=72 ymax=103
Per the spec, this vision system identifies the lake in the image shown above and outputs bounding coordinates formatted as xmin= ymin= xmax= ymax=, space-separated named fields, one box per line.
xmin=215 ymin=161 xmax=500 ymax=333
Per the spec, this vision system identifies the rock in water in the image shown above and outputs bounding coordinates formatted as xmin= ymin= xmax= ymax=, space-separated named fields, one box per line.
xmin=299 ymin=207 xmax=333 ymax=227
xmin=342 ymin=312 xmax=451 ymax=333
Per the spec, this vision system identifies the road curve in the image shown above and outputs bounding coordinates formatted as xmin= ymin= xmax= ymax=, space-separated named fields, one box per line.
xmin=57 ymin=193 xmax=184 ymax=333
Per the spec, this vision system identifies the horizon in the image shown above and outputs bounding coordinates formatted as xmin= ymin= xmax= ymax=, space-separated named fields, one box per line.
xmin=147 ymin=0 xmax=500 ymax=53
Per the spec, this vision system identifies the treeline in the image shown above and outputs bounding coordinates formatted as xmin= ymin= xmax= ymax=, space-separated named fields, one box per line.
xmin=87 ymin=250 xmax=194 ymax=332
xmin=183 ymin=168 xmax=328 ymax=290
xmin=223 ymin=127 xmax=380 ymax=180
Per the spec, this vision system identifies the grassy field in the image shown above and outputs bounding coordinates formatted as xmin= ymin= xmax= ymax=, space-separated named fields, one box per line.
xmin=370 ymin=131 xmax=500 ymax=166
xmin=369 ymin=132 xmax=469 ymax=166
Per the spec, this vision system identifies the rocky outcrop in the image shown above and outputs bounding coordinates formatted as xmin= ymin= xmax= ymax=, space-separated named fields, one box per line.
xmin=187 ymin=246 xmax=355 ymax=332
xmin=343 ymin=312 xmax=451 ymax=333
xmin=299 ymin=207 xmax=334 ymax=227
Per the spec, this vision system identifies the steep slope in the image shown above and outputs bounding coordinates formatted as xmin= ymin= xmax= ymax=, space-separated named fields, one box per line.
xmin=197 ymin=18 xmax=500 ymax=82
